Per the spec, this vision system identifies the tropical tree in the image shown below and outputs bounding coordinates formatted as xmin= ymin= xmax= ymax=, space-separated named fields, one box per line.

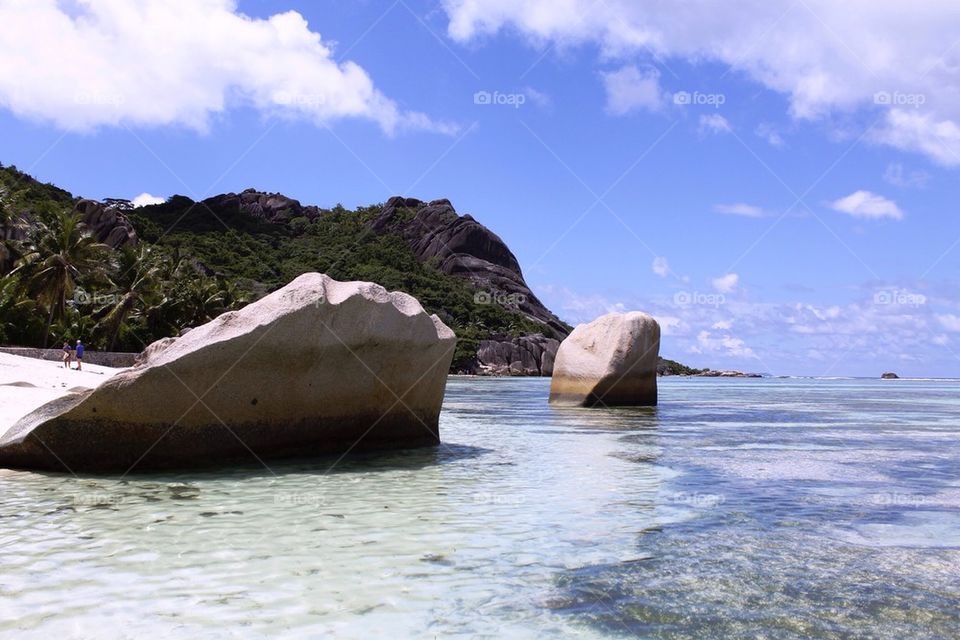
xmin=175 ymin=275 xmax=228 ymax=328
xmin=13 ymin=208 xmax=112 ymax=346
xmin=98 ymin=245 xmax=165 ymax=350
xmin=0 ymin=275 xmax=39 ymax=345
xmin=0 ymin=197 xmax=24 ymax=276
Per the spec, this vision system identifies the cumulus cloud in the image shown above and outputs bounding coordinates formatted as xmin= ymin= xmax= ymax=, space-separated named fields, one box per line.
xmin=830 ymin=190 xmax=903 ymax=220
xmin=0 ymin=0 xmax=454 ymax=134
xmin=538 ymin=279 xmax=960 ymax=374
xmin=699 ymin=113 xmax=732 ymax=135
xmin=442 ymin=0 xmax=960 ymax=164
xmin=694 ymin=330 xmax=757 ymax=359
xmin=601 ymin=65 xmax=664 ymax=115
xmin=652 ymin=256 xmax=670 ymax=278
xmin=132 ymin=193 xmax=165 ymax=207
xmin=713 ymin=203 xmax=768 ymax=218
xmin=712 ymin=273 xmax=739 ymax=293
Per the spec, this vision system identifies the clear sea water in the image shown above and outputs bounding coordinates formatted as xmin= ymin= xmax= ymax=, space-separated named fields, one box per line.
xmin=1 ymin=377 xmax=958 ymax=639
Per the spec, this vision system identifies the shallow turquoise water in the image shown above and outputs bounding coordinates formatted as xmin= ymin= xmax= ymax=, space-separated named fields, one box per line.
xmin=1 ymin=377 xmax=958 ymax=638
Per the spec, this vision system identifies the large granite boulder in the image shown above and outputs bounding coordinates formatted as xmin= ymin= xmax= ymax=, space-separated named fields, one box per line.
xmin=0 ymin=273 xmax=456 ymax=472
xmin=203 ymin=189 xmax=322 ymax=223
xmin=549 ymin=312 xmax=660 ymax=407
xmin=475 ymin=334 xmax=560 ymax=376
xmin=369 ymin=197 xmax=569 ymax=341
xmin=74 ymin=199 xmax=138 ymax=248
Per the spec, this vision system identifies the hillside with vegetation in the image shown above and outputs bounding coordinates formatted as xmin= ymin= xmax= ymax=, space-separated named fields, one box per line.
xmin=0 ymin=162 xmax=701 ymax=374
xmin=0 ymin=163 xmax=565 ymax=371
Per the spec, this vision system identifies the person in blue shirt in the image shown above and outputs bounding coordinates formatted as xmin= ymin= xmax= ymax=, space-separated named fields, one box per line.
xmin=74 ymin=339 xmax=85 ymax=371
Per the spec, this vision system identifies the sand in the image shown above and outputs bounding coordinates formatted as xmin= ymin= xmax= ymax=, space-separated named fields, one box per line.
xmin=0 ymin=352 xmax=124 ymax=440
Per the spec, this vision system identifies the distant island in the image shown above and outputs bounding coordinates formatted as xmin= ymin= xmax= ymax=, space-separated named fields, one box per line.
xmin=0 ymin=162 xmax=722 ymax=376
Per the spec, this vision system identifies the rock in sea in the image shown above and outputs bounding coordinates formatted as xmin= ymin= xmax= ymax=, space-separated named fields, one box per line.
xmin=0 ymin=273 xmax=456 ymax=472
xmin=881 ymin=372 xmax=900 ymax=379
xmin=548 ymin=311 xmax=660 ymax=407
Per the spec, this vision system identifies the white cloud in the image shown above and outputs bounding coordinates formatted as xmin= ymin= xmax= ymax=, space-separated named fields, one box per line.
xmin=755 ymin=123 xmax=785 ymax=147
xmin=652 ymin=256 xmax=670 ymax=277
xmin=695 ymin=330 xmax=757 ymax=359
xmin=0 ymin=0 xmax=454 ymax=134
xmin=713 ymin=203 xmax=768 ymax=218
xmin=132 ymin=193 xmax=165 ymax=207
xmin=601 ymin=65 xmax=664 ymax=115
xmin=830 ymin=190 xmax=903 ymax=220
xmin=523 ymin=86 xmax=552 ymax=108
xmin=712 ymin=273 xmax=739 ymax=294
xmin=712 ymin=320 xmax=732 ymax=330
xmin=883 ymin=162 xmax=930 ymax=189
xmin=442 ymin=0 xmax=960 ymax=164
xmin=937 ymin=314 xmax=960 ymax=332
xmin=699 ymin=113 xmax=732 ymax=135
xmin=872 ymin=109 xmax=960 ymax=167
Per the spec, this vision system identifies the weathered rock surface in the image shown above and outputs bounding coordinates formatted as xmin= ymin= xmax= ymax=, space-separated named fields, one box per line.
xmin=881 ymin=372 xmax=900 ymax=379
xmin=370 ymin=197 xmax=569 ymax=342
xmin=0 ymin=273 xmax=455 ymax=472
xmin=73 ymin=199 xmax=138 ymax=248
xmin=203 ymin=189 xmax=322 ymax=223
xmin=474 ymin=334 xmax=560 ymax=376
xmin=549 ymin=312 xmax=660 ymax=407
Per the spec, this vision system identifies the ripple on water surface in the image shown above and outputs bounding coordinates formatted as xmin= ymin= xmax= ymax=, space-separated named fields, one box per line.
xmin=0 ymin=377 xmax=958 ymax=638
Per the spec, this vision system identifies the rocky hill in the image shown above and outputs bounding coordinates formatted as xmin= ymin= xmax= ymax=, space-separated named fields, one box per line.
xmin=1 ymin=163 xmax=698 ymax=376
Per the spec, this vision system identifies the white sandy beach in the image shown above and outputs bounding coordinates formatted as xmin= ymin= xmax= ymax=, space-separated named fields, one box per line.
xmin=0 ymin=353 xmax=123 ymax=440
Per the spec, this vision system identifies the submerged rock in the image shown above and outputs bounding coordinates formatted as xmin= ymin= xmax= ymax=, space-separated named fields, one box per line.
xmin=0 ymin=273 xmax=455 ymax=472
xmin=549 ymin=312 xmax=660 ymax=407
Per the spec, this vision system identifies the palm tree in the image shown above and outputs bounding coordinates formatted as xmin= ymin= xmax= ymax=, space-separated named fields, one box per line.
xmin=98 ymin=245 xmax=164 ymax=350
xmin=0 ymin=198 xmax=24 ymax=276
xmin=176 ymin=276 xmax=227 ymax=328
xmin=14 ymin=209 xmax=111 ymax=346
xmin=0 ymin=275 xmax=38 ymax=345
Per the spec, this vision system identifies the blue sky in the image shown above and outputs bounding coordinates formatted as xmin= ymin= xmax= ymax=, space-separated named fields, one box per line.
xmin=2 ymin=0 xmax=960 ymax=376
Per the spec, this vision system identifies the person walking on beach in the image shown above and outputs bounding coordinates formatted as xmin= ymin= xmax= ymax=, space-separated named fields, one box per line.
xmin=61 ymin=341 xmax=72 ymax=369
xmin=74 ymin=339 xmax=84 ymax=371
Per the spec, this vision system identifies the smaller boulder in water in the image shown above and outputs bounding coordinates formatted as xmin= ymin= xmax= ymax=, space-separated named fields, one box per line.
xmin=549 ymin=312 xmax=660 ymax=407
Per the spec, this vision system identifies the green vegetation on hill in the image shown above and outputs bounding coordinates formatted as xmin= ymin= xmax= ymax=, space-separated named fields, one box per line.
xmin=1 ymin=165 xmax=250 ymax=352
xmin=0 ymin=164 xmax=543 ymax=368
xmin=130 ymin=197 xmax=544 ymax=368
